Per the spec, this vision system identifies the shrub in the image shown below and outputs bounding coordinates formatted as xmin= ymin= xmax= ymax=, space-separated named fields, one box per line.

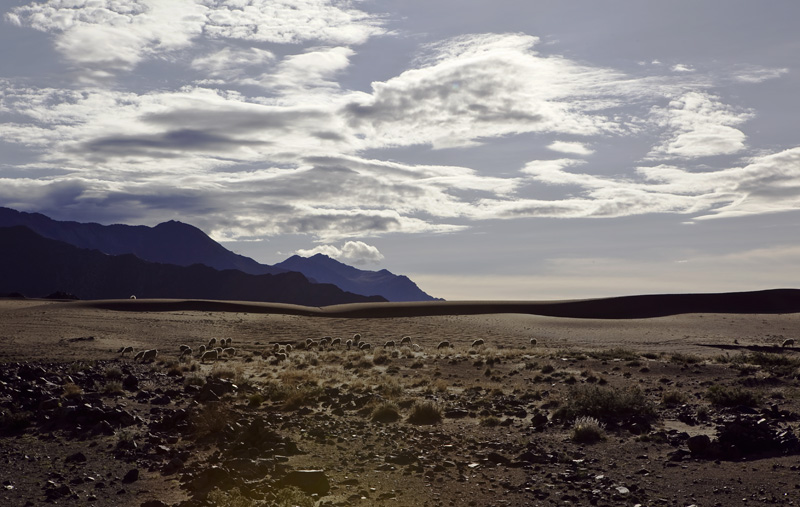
xmin=706 ymin=385 xmax=760 ymax=407
xmin=104 ymin=366 xmax=123 ymax=379
xmin=407 ymin=400 xmax=443 ymax=425
xmin=590 ymin=348 xmax=640 ymax=362
xmin=670 ymin=353 xmax=701 ymax=365
xmin=552 ymin=385 xmax=657 ymax=425
xmin=274 ymin=487 xmax=314 ymax=507
xmin=661 ymin=390 xmax=688 ymax=406
xmin=248 ymin=393 xmax=264 ymax=407
xmin=0 ymin=408 xmax=32 ymax=433
xmin=480 ymin=416 xmax=501 ymax=427
xmin=102 ymin=381 xmax=124 ymax=396
xmin=371 ymin=401 xmax=401 ymax=423
xmin=207 ymin=487 xmax=257 ymax=507
xmin=62 ymin=382 xmax=83 ymax=399
xmin=571 ymin=416 xmax=605 ymax=443
xmin=191 ymin=402 xmax=233 ymax=439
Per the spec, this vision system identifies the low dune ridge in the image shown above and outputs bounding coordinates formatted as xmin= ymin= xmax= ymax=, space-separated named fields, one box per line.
xmin=64 ymin=288 xmax=800 ymax=319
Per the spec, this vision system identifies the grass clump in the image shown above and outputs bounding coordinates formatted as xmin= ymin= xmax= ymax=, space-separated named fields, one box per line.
xmin=191 ymin=402 xmax=233 ymax=439
xmin=661 ymin=390 xmax=688 ymax=406
xmin=104 ymin=366 xmax=123 ymax=380
xmin=207 ymin=487 xmax=258 ymax=507
xmin=61 ymin=382 xmax=83 ymax=399
xmin=571 ymin=416 xmax=606 ymax=443
xmin=670 ymin=353 xmax=701 ymax=365
xmin=480 ymin=416 xmax=501 ymax=427
xmin=0 ymin=408 xmax=32 ymax=434
xmin=552 ymin=385 xmax=657 ymax=426
xmin=371 ymin=401 xmax=401 ymax=423
xmin=407 ymin=400 xmax=443 ymax=425
xmin=102 ymin=380 xmax=124 ymax=396
xmin=706 ymin=384 xmax=760 ymax=407
xmin=589 ymin=348 xmax=640 ymax=362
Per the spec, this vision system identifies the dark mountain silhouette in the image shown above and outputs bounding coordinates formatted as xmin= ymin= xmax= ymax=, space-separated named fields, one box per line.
xmin=0 ymin=226 xmax=386 ymax=305
xmin=0 ymin=207 xmax=438 ymax=301
xmin=274 ymin=254 xmax=438 ymax=302
xmin=0 ymin=207 xmax=282 ymax=275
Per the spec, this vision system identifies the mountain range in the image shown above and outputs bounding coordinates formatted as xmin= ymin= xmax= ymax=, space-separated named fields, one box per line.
xmin=0 ymin=207 xmax=436 ymax=302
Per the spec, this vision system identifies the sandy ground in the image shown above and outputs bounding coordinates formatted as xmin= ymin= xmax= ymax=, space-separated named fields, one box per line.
xmin=1 ymin=297 xmax=800 ymax=506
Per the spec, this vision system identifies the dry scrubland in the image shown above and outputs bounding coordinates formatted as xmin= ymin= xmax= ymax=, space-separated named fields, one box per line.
xmin=2 ymin=299 xmax=800 ymax=506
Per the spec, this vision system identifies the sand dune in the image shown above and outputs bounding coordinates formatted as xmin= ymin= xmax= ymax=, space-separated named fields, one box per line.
xmin=65 ymin=288 xmax=800 ymax=319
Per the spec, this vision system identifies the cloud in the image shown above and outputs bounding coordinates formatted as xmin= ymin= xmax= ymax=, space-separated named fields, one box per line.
xmin=191 ymin=46 xmax=275 ymax=78
xmin=9 ymin=0 xmax=384 ymax=81
xmin=246 ymin=46 xmax=355 ymax=94
xmin=343 ymin=33 xmax=630 ymax=149
xmin=671 ymin=63 xmax=695 ymax=73
xmin=648 ymin=92 xmax=751 ymax=159
xmin=732 ymin=67 xmax=789 ymax=84
xmin=296 ymin=240 xmax=385 ymax=265
xmin=547 ymin=141 xmax=594 ymax=156
xmin=202 ymin=0 xmax=385 ymax=45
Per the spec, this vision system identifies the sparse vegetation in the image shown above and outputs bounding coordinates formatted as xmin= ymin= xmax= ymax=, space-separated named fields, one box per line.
xmin=571 ymin=416 xmax=605 ymax=443
xmin=553 ymin=385 xmax=657 ymax=425
xmin=371 ymin=401 xmax=401 ymax=423
xmin=407 ymin=400 xmax=443 ymax=425
xmin=706 ymin=384 xmax=761 ymax=407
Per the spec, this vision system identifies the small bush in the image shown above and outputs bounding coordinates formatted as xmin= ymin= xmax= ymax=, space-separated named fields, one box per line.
xmin=541 ymin=364 xmax=555 ymax=374
xmin=191 ymin=402 xmax=233 ymax=439
xmin=184 ymin=374 xmax=205 ymax=387
xmin=670 ymin=353 xmax=701 ymax=364
xmin=706 ymin=385 xmax=760 ymax=407
xmin=480 ymin=416 xmax=501 ymax=427
xmin=102 ymin=381 xmax=124 ymax=396
xmin=662 ymin=390 xmax=688 ymax=406
xmin=207 ymin=487 xmax=257 ymax=507
xmin=371 ymin=401 xmax=401 ymax=423
xmin=274 ymin=487 xmax=314 ymax=507
xmin=62 ymin=382 xmax=83 ymax=399
xmin=248 ymin=393 xmax=264 ymax=407
xmin=104 ymin=366 xmax=123 ymax=379
xmin=590 ymin=348 xmax=640 ymax=362
xmin=0 ymin=408 xmax=32 ymax=433
xmin=552 ymin=385 xmax=657 ymax=425
xmin=407 ymin=400 xmax=443 ymax=425
xmin=571 ymin=416 xmax=605 ymax=443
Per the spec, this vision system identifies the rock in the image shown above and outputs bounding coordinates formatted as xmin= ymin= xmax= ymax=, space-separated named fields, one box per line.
xmin=487 ymin=452 xmax=510 ymax=465
xmin=65 ymin=452 xmax=87 ymax=464
xmin=162 ymin=458 xmax=184 ymax=476
xmin=122 ymin=468 xmax=140 ymax=484
xmin=687 ymin=434 xmax=711 ymax=456
xmin=122 ymin=374 xmax=139 ymax=391
xmin=281 ymin=469 xmax=330 ymax=495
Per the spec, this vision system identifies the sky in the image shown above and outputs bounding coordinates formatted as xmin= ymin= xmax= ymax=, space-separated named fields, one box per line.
xmin=2 ymin=0 xmax=800 ymax=300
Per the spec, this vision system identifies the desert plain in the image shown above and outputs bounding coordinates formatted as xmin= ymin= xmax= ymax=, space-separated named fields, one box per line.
xmin=1 ymin=295 xmax=800 ymax=506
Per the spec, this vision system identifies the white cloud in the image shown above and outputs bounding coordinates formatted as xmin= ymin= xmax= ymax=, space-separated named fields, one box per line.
xmin=547 ymin=141 xmax=594 ymax=156
xmin=733 ymin=67 xmax=789 ymax=84
xmin=202 ymin=0 xmax=385 ymax=45
xmin=671 ymin=63 xmax=695 ymax=73
xmin=344 ymin=33 xmax=631 ymax=150
xmin=246 ymin=46 xmax=355 ymax=94
xmin=296 ymin=240 xmax=385 ymax=265
xmin=648 ymin=92 xmax=751 ymax=159
xmin=191 ymin=46 xmax=275 ymax=78
xmin=9 ymin=0 xmax=384 ymax=81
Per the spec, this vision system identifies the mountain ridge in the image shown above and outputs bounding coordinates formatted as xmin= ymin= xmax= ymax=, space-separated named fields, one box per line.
xmin=0 ymin=207 xmax=436 ymax=301
xmin=0 ymin=225 xmax=385 ymax=305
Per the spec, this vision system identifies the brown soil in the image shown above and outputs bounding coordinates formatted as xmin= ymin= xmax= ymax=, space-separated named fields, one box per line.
xmin=1 ymin=298 xmax=800 ymax=506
